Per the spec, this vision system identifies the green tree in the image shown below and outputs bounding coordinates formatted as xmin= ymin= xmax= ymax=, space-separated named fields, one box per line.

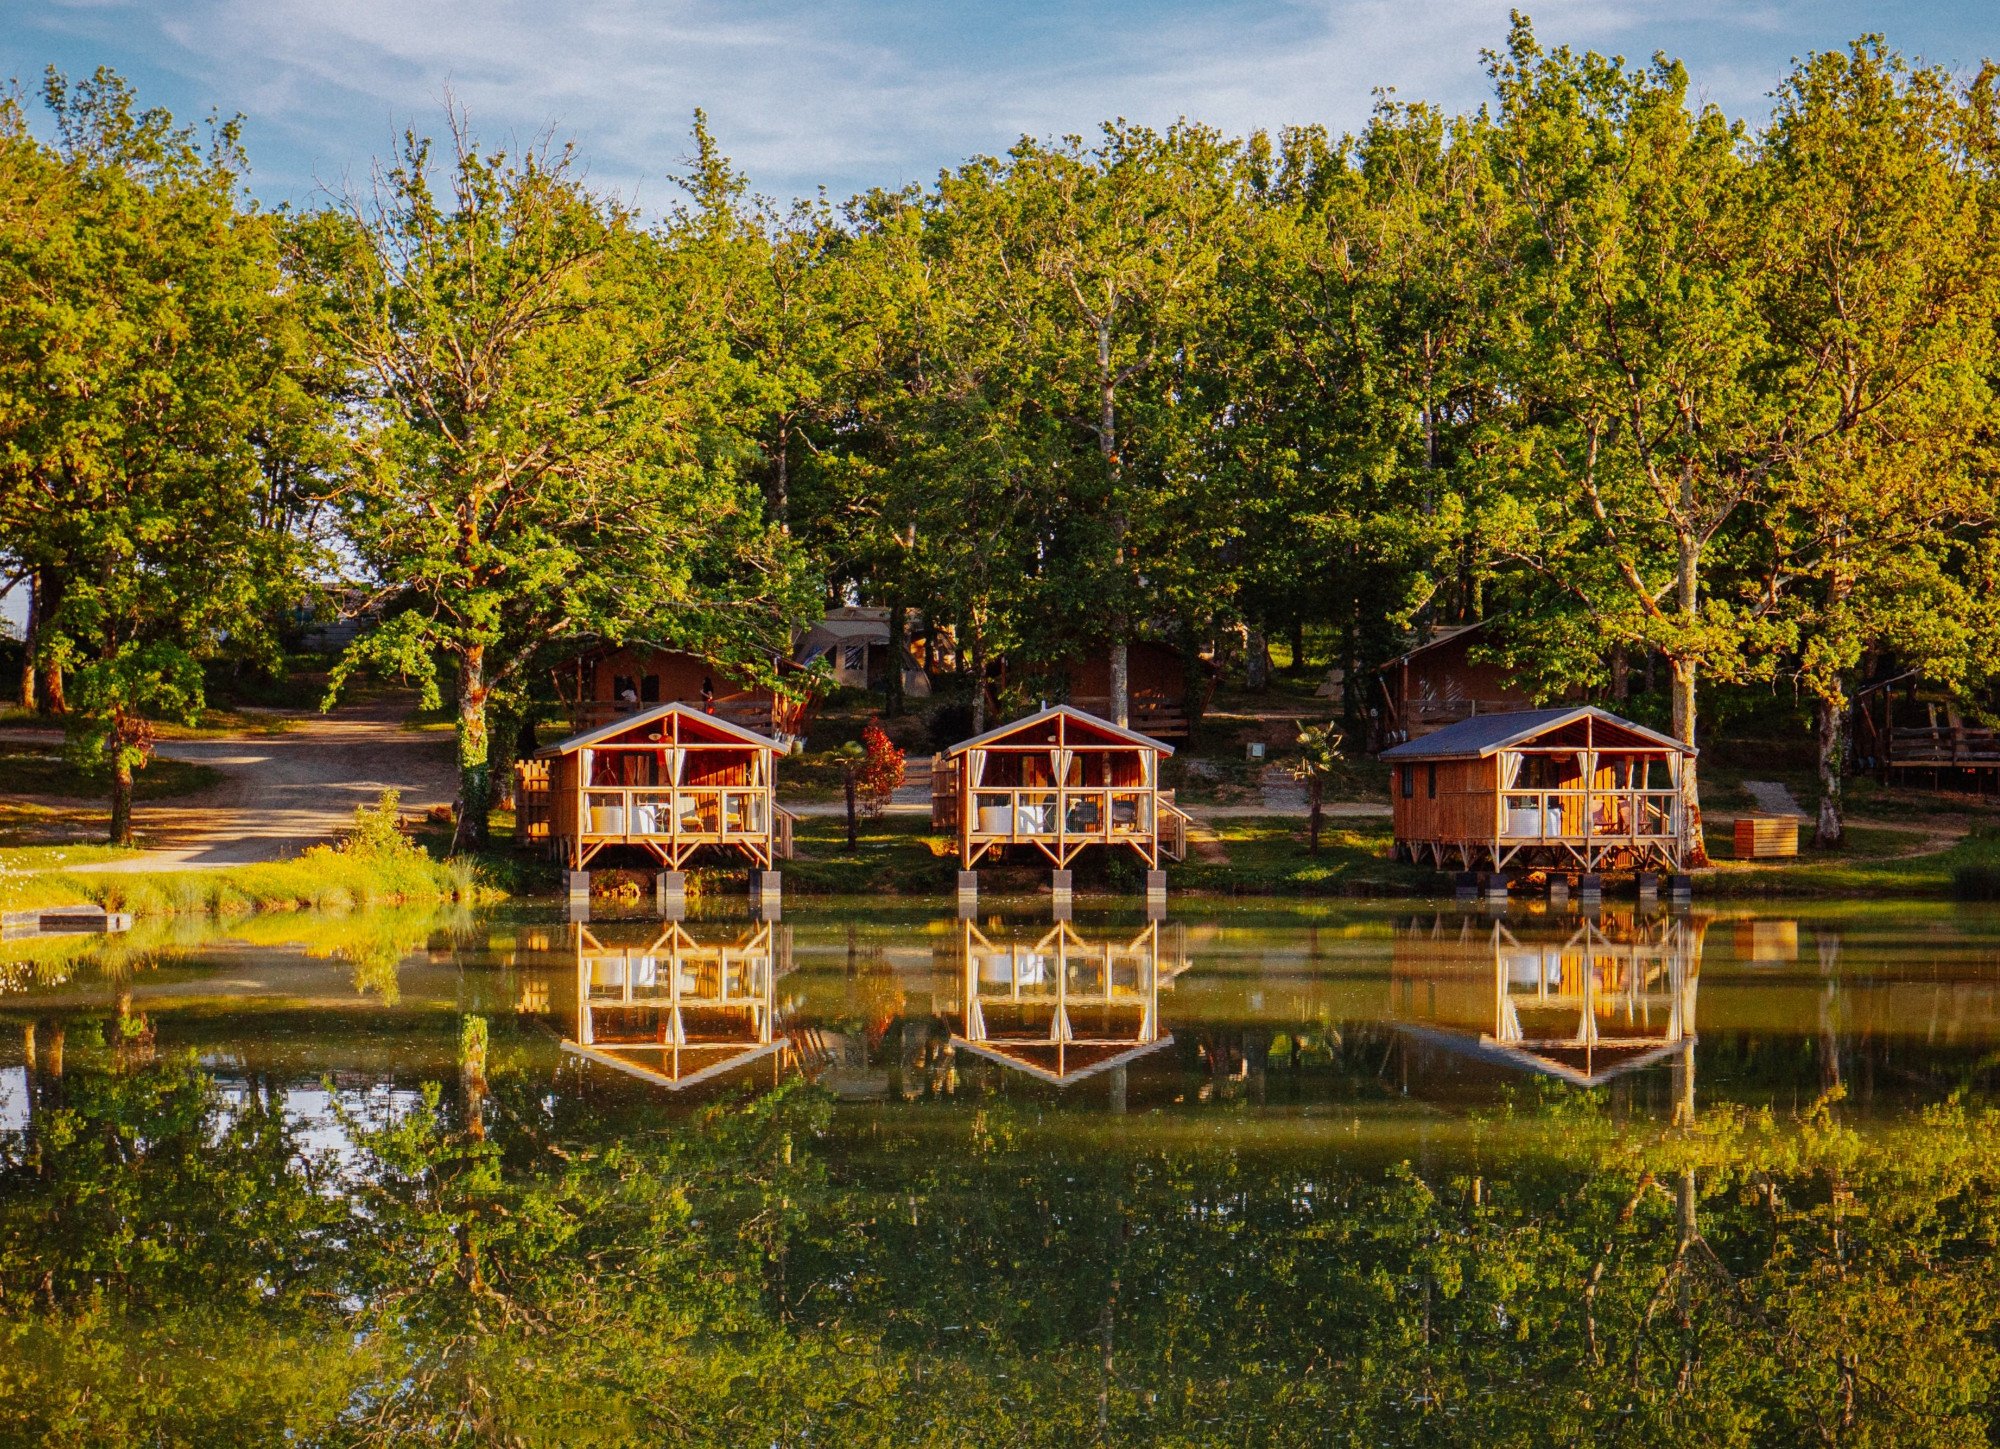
xmin=0 ymin=71 xmax=315 ymax=843
xmin=1481 ymin=21 xmax=1776 ymax=864
xmin=1755 ymin=40 xmax=2000 ymax=844
xmin=315 ymin=114 xmax=812 ymax=848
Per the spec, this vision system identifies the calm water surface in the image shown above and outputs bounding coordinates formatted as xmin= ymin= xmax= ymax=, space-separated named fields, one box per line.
xmin=3 ymin=898 xmax=1998 ymax=1445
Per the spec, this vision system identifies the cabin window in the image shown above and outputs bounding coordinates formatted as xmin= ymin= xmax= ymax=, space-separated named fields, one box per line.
xmin=612 ymin=674 xmax=639 ymax=705
xmin=842 ymin=644 xmax=867 ymax=675
xmin=640 ymin=675 xmax=661 ymax=703
xmin=1427 ymin=763 xmax=1437 ymax=799
xmin=1400 ymin=765 xmax=1413 ymax=799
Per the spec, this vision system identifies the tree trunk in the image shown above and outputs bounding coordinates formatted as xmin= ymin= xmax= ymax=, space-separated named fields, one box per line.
xmin=968 ymin=621 xmax=986 ymax=735
xmin=108 ymin=744 xmax=135 ymax=848
xmin=1814 ymin=689 xmax=1846 ymax=848
xmin=453 ymin=647 xmax=492 ymax=853
xmin=488 ymin=709 xmax=520 ymax=815
xmin=1109 ymin=640 xmax=1130 ymax=729
xmin=843 ymin=771 xmax=858 ymax=848
xmin=1307 ymin=778 xmax=1323 ymax=855
xmin=886 ymin=600 xmax=906 ymax=718
xmin=17 ymin=572 xmax=35 ymax=711
xmin=34 ymin=568 xmax=64 ymax=715
xmin=1245 ymin=627 xmax=1272 ymax=693
xmin=1609 ymin=645 xmax=1629 ymax=701
xmin=1670 ymin=657 xmax=1709 ymax=868
xmin=1671 ymin=517 xmax=1709 ymax=868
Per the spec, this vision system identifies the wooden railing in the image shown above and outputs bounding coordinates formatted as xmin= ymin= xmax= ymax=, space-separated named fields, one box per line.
xmin=1498 ymin=789 xmax=1679 ymax=841
xmin=966 ymin=787 xmax=1159 ymax=844
xmin=1158 ymin=793 xmax=1192 ymax=862
xmin=580 ymin=787 xmax=772 ymax=841
xmin=1889 ymin=726 xmax=2000 ymax=766
xmin=518 ymin=759 xmax=552 ymax=841
xmin=1064 ymin=697 xmax=1191 ymax=740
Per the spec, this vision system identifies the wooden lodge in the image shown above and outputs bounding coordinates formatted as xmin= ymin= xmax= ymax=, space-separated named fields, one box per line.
xmin=1390 ymin=912 xmax=1699 ymax=1093
xmin=560 ymin=645 xmax=813 ymax=740
xmin=1061 ymin=641 xmax=1200 ymax=741
xmin=559 ymin=922 xmax=788 ymax=1090
xmin=518 ymin=702 xmax=793 ymax=870
xmin=1373 ymin=621 xmax=1537 ymax=752
xmin=946 ymin=919 xmax=1177 ymax=1085
xmin=931 ymin=706 xmax=1191 ymax=869
xmin=1382 ymin=706 xmax=1694 ymax=874
xmin=1854 ymin=674 xmax=2000 ymax=789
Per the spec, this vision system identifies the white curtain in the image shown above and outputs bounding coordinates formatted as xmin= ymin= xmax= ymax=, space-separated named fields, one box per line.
xmin=1055 ymin=747 xmax=1073 ymax=785
xmin=967 ymin=748 xmax=986 ymax=788
xmin=1500 ymin=751 xmax=1522 ymax=790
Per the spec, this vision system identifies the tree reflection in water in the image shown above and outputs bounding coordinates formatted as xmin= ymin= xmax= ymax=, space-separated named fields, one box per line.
xmin=0 ymin=908 xmax=1996 ymax=1444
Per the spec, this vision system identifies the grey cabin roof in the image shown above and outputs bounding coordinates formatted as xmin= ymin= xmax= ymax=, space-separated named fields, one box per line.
xmin=1378 ymin=706 xmax=1691 ymax=761
xmin=943 ymin=704 xmax=1175 ymax=758
xmin=535 ymin=701 xmax=781 ymax=758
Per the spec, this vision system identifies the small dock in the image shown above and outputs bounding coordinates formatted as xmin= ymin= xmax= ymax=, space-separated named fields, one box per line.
xmin=2 ymin=904 xmax=134 ymax=940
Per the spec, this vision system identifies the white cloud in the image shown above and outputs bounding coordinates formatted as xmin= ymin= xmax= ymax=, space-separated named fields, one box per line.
xmin=11 ymin=0 xmax=1982 ymax=211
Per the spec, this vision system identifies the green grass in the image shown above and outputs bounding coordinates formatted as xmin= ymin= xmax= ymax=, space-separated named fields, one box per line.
xmin=0 ymin=705 xmax=295 ymax=739
xmin=1173 ymin=817 xmax=1437 ymax=896
xmin=0 ymin=794 xmax=494 ymax=918
xmin=777 ymin=814 xmax=961 ymax=895
xmin=0 ymin=741 xmax=222 ymax=800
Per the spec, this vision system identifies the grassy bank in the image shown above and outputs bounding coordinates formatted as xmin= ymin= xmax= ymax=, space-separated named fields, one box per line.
xmin=0 ymin=795 xmax=490 ymax=917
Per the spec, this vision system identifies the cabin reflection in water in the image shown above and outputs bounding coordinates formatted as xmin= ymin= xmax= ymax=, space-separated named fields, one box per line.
xmin=1390 ymin=912 xmax=1701 ymax=1105
xmin=945 ymin=920 xmax=1186 ymax=1086
xmin=558 ymin=923 xmax=788 ymax=1090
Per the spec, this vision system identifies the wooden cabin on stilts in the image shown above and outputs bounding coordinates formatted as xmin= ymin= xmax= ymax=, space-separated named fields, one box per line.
xmin=932 ymin=707 xmax=1190 ymax=894
xmin=519 ymin=702 xmax=794 ymax=872
xmin=1382 ymin=707 xmax=1694 ymax=876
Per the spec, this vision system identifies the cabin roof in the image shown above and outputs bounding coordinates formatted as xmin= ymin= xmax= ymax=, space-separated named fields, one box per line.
xmin=1378 ymin=706 xmax=1691 ymax=760
xmin=950 ymin=1033 xmax=1176 ymax=1085
xmin=944 ymin=704 xmax=1175 ymax=757
xmin=1377 ymin=620 xmax=1491 ymax=671
xmin=535 ymin=701 xmax=781 ymax=756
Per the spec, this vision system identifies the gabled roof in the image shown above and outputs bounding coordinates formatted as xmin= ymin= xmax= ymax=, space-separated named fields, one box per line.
xmin=1378 ymin=706 xmax=1691 ymax=760
xmin=1395 ymin=1024 xmax=1693 ymax=1088
xmin=535 ymin=701 xmax=780 ymax=757
xmin=1377 ymin=620 xmax=1493 ymax=671
xmin=561 ymin=1038 xmax=789 ymax=1092
xmin=950 ymin=1033 xmax=1175 ymax=1085
xmin=944 ymin=704 xmax=1174 ymax=757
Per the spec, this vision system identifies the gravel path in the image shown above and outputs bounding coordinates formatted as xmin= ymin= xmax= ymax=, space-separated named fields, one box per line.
xmin=3 ymin=706 xmax=457 ymax=869
xmin=1741 ymin=780 xmax=1808 ymax=818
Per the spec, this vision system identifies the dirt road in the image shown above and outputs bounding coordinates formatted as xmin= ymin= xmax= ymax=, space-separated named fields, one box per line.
xmin=3 ymin=706 xmax=457 ymax=869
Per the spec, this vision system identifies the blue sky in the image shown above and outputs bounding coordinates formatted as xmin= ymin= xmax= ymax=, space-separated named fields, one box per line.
xmin=6 ymin=1 xmax=1996 ymax=214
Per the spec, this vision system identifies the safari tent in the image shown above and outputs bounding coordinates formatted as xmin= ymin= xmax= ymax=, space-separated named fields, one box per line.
xmin=1381 ymin=706 xmax=1694 ymax=874
xmin=518 ymin=702 xmax=791 ymax=870
xmin=931 ymin=706 xmax=1190 ymax=869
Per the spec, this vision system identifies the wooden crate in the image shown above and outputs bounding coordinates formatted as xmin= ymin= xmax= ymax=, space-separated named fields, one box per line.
xmin=1734 ymin=814 xmax=1799 ymax=860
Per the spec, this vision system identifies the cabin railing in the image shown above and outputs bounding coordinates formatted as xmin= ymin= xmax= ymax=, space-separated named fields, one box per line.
xmin=966 ymin=787 xmax=1158 ymax=843
xmin=517 ymin=759 xmax=552 ymax=841
xmin=580 ymin=787 xmax=772 ymax=841
xmin=1158 ymin=793 xmax=1192 ymax=862
xmin=1889 ymin=726 xmax=2000 ymax=766
xmin=1498 ymin=789 xmax=1679 ymax=841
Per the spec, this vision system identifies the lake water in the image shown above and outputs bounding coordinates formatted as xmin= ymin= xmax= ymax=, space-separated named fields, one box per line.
xmin=3 ymin=898 xmax=1998 ymax=1444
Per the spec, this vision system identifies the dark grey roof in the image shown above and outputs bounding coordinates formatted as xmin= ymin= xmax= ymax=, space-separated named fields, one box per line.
xmin=1378 ymin=706 xmax=1691 ymax=760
